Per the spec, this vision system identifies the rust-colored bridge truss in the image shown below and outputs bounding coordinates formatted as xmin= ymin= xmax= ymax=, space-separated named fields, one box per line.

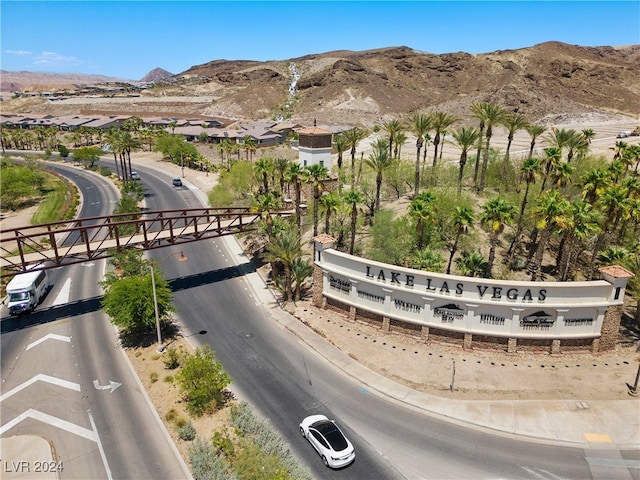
xmin=1 ymin=207 xmax=291 ymax=279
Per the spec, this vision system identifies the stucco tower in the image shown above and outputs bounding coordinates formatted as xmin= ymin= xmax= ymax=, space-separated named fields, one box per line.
xmin=297 ymin=122 xmax=333 ymax=169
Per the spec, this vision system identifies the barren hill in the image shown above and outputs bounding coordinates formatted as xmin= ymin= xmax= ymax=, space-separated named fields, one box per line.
xmin=2 ymin=42 xmax=639 ymax=127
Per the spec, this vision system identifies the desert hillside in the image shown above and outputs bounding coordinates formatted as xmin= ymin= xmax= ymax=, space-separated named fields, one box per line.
xmin=2 ymin=42 xmax=639 ymax=127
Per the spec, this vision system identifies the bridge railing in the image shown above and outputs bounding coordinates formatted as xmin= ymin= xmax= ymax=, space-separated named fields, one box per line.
xmin=0 ymin=207 xmax=292 ymax=278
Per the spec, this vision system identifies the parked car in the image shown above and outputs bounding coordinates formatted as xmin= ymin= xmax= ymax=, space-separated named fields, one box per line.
xmin=130 ymin=171 xmax=141 ymax=180
xmin=172 ymin=178 xmax=182 ymax=187
xmin=616 ymin=131 xmax=631 ymax=138
xmin=299 ymin=415 xmax=355 ymax=468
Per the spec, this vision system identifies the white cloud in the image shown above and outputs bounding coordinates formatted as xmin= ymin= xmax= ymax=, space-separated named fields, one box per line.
xmin=6 ymin=50 xmax=33 ymax=56
xmin=33 ymin=51 xmax=80 ymax=68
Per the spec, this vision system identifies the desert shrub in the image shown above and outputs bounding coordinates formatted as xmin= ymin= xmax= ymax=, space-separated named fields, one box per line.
xmin=233 ymin=442 xmax=288 ymax=480
xmin=149 ymin=372 xmax=158 ymax=383
xmin=188 ymin=438 xmax=237 ymax=480
xmin=175 ymin=345 xmax=231 ymax=416
xmin=163 ymin=347 xmax=181 ymax=369
xmin=164 ymin=408 xmax=178 ymax=423
xmin=229 ymin=402 xmax=312 ymax=480
xmin=212 ymin=428 xmax=234 ymax=456
xmin=177 ymin=421 xmax=196 ymax=441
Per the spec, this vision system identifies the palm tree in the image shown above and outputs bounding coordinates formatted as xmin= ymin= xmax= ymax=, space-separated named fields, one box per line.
xmin=480 ymin=196 xmax=516 ymax=277
xmin=262 ymin=228 xmax=302 ymax=301
xmin=550 ymin=162 xmax=574 ymax=190
xmin=344 ymin=189 xmax=363 ymax=255
xmin=291 ymin=257 xmax=314 ymax=301
xmin=430 ymin=111 xmax=458 ymax=168
xmin=332 ymin=133 xmax=349 ymax=191
xmin=380 ymin=118 xmax=404 ymax=160
xmin=470 ymin=102 xmax=488 ymax=186
xmin=305 ymin=164 xmax=329 ymax=237
xmin=284 ymin=162 xmax=305 ymax=238
xmin=525 ymin=124 xmax=548 ymax=159
xmin=446 ymin=206 xmax=475 ymax=274
xmin=319 ymin=191 xmax=340 ymax=235
xmin=363 ymin=139 xmax=393 ymax=212
xmin=455 ymin=250 xmax=488 ymax=277
xmin=528 ymin=190 xmax=571 ymax=281
xmin=502 ymin=112 xmax=529 ymax=166
xmin=251 ymin=192 xmax=280 ymax=239
xmin=343 ymin=127 xmax=368 ymax=186
xmin=556 ymin=199 xmax=602 ymax=281
xmin=407 ymin=113 xmax=433 ymax=197
xmin=540 ymin=146 xmax=562 ymax=192
xmin=254 ymin=157 xmax=274 ymax=194
xmin=580 ymin=167 xmax=611 ymax=204
xmin=451 ymin=126 xmax=481 ymax=194
xmin=508 ymin=156 xmax=542 ymax=258
xmin=477 ymin=103 xmax=507 ymax=192
xmin=242 ymin=135 xmax=257 ymax=161
xmin=409 ymin=192 xmax=436 ymax=249
xmin=412 ymin=248 xmax=444 ymax=272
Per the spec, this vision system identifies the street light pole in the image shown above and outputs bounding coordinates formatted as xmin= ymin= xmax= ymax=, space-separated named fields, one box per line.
xmin=149 ymin=251 xmax=187 ymax=353
xmin=150 ymin=263 xmax=163 ymax=353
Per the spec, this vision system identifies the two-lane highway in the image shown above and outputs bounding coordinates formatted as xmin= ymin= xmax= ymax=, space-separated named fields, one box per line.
xmin=1 ymin=160 xmax=190 ymax=479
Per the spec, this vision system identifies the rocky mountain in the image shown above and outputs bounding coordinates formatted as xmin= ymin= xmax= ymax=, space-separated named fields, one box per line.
xmin=175 ymin=42 xmax=640 ymax=125
xmin=139 ymin=67 xmax=174 ymax=83
xmin=2 ymin=42 xmax=639 ymax=127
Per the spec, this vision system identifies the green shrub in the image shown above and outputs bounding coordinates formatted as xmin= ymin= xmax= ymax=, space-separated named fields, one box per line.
xmin=175 ymin=345 xmax=231 ymax=417
xmin=164 ymin=408 xmax=178 ymax=423
xmin=149 ymin=372 xmax=158 ymax=383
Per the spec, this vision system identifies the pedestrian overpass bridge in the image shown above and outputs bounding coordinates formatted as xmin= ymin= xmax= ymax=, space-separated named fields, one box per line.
xmin=0 ymin=207 xmax=292 ymax=279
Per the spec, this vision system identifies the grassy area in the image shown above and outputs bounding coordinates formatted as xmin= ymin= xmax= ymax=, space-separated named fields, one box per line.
xmin=31 ymin=174 xmax=78 ymax=225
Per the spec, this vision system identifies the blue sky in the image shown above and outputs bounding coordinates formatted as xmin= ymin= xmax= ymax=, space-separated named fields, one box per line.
xmin=2 ymin=1 xmax=639 ymax=80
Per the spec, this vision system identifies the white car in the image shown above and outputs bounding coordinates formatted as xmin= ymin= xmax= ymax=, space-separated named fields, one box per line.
xmin=299 ymin=415 xmax=355 ymax=468
xmin=130 ymin=171 xmax=141 ymax=180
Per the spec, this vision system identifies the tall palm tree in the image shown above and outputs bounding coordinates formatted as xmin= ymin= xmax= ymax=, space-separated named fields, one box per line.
xmin=451 ymin=126 xmax=481 ymax=194
xmin=480 ymin=196 xmax=516 ymax=277
xmin=319 ymin=191 xmax=340 ymax=235
xmin=430 ymin=111 xmax=458 ymax=168
xmin=273 ymin=157 xmax=290 ymax=198
xmin=446 ymin=206 xmax=475 ymax=274
xmin=332 ymin=133 xmax=349 ymax=191
xmin=508 ymin=156 xmax=542 ymax=258
xmin=502 ymin=113 xmax=529 ymax=166
xmin=540 ymin=146 xmax=562 ymax=192
xmin=470 ymin=102 xmax=488 ymax=187
xmin=528 ymin=190 xmax=571 ymax=280
xmin=407 ymin=113 xmax=433 ymax=197
xmin=393 ymin=130 xmax=408 ymax=159
xmin=343 ymin=127 xmax=368 ymax=186
xmin=380 ymin=118 xmax=404 ymax=160
xmin=525 ymin=124 xmax=548 ymax=159
xmin=305 ymin=164 xmax=329 ymax=237
xmin=477 ymin=103 xmax=507 ymax=192
xmin=344 ymin=189 xmax=364 ymax=255
xmin=363 ymin=139 xmax=393 ymax=212
xmin=550 ymin=161 xmax=574 ymax=190
xmin=284 ymin=162 xmax=305 ymax=238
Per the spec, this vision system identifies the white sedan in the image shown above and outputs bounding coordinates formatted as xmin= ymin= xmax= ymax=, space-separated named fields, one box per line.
xmin=299 ymin=415 xmax=355 ymax=468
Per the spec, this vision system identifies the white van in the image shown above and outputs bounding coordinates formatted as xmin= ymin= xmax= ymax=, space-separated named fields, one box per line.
xmin=6 ymin=268 xmax=50 ymax=316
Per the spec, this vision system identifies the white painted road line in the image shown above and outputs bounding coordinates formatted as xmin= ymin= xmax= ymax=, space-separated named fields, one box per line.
xmin=26 ymin=333 xmax=71 ymax=351
xmin=52 ymin=277 xmax=71 ymax=306
xmin=0 ymin=408 xmax=97 ymax=442
xmin=0 ymin=374 xmax=80 ymax=402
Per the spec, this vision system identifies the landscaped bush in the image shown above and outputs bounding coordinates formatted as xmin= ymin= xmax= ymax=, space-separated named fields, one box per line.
xmin=177 ymin=421 xmax=197 ymax=441
xmin=188 ymin=438 xmax=237 ymax=480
